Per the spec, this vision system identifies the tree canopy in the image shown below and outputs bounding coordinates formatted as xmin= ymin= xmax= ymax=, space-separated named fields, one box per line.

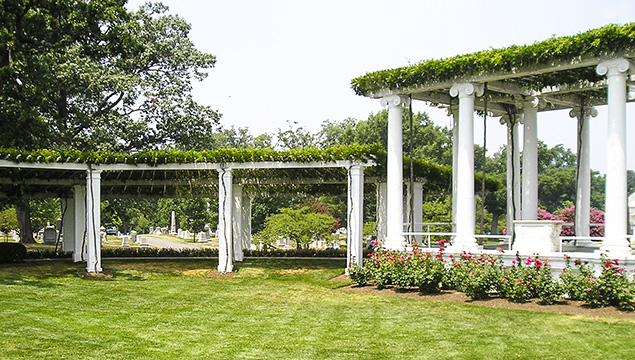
xmin=0 ymin=0 xmax=219 ymax=152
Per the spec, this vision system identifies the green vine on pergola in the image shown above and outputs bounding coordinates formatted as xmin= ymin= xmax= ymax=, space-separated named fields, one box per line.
xmin=351 ymin=23 xmax=635 ymax=97
xmin=0 ymin=145 xmax=501 ymax=198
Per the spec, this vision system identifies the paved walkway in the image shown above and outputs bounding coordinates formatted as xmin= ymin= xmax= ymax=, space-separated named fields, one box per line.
xmin=142 ymin=235 xmax=201 ymax=250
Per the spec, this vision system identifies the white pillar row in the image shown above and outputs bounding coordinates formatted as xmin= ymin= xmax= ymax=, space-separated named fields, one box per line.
xmin=380 ymin=94 xmax=410 ymax=250
xmin=521 ymin=99 xmax=539 ymax=220
xmin=449 ymin=105 xmax=459 ymax=237
xmin=376 ymin=182 xmax=387 ymax=241
xmin=241 ymin=195 xmax=253 ymax=252
xmin=449 ymin=83 xmax=483 ymax=251
xmin=217 ymin=168 xmax=234 ymax=272
xmin=502 ymin=115 xmax=522 ymax=238
xmin=570 ymin=106 xmax=598 ymax=239
xmin=404 ymin=182 xmax=423 ymax=245
xmin=85 ymin=169 xmax=102 ymax=273
xmin=596 ymin=58 xmax=632 ymax=256
xmin=346 ymin=164 xmax=365 ymax=271
xmin=232 ymin=184 xmax=244 ymax=262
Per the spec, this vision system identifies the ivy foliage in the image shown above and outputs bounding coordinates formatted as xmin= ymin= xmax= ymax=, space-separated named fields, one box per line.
xmin=351 ymin=23 xmax=635 ymax=96
xmin=0 ymin=145 xmax=381 ymax=165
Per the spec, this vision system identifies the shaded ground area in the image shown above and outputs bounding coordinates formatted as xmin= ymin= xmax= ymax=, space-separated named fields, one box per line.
xmin=332 ymin=275 xmax=635 ymax=320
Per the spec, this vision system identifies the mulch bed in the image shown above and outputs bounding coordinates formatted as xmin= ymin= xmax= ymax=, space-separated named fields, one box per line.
xmin=331 ymin=274 xmax=635 ymax=319
xmin=78 ymin=270 xmax=113 ymax=280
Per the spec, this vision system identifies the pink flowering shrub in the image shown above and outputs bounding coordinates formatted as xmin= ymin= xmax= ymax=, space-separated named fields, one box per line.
xmin=349 ymin=244 xmax=634 ymax=309
xmin=504 ymin=207 xmax=605 ymax=237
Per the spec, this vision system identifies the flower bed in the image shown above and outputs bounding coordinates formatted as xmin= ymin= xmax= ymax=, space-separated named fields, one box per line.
xmin=349 ymin=241 xmax=635 ymax=310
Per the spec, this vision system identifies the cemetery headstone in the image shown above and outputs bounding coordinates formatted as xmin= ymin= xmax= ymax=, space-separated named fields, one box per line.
xmin=43 ymin=225 xmax=57 ymax=245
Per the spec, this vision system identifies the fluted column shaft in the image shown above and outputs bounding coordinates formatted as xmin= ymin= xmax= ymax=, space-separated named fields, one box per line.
xmin=381 ymin=95 xmax=410 ymax=250
xmin=597 ymin=59 xmax=631 ymax=255
xmin=449 ymin=83 xmax=483 ymax=251
xmin=522 ymin=103 xmax=538 ymax=220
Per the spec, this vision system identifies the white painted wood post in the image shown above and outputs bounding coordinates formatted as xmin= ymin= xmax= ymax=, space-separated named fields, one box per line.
xmin=347 ymin=164 xmax=365 ymax=271
xmin=381 ymin=95 xmax=410 ymax=250
xmin=241 ymin=195 xmax=253 ymax=252
xmin=597 ymin=58 xmax=632 ymax=256
xmin=85 ymin=169 xmax=102 ymax=273
xmin=522 ymin=100 xmax=539 ymax=220
xmin=449 ymin=83 xmax=482 ymax=251
xmin=571 ymin=106 xmax=597 ymax=238
xmin=62 ymin=195 xmax=75 ymax=255
xmin=232 ymin=184 xmax=243 ymax=262
xmin=217 ymin=169 xmax=234 ymax=272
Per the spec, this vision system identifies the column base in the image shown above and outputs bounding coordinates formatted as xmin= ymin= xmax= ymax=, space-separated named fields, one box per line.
xmin=384 ymin=235 xmax=407 ymax=251
xmin=597 ymin=244 xmax=633 ymax=257
xmin=217 ymin=264 xmax=234 ymax=273
xmin=448 ymin=236 xmax=482 ymax=253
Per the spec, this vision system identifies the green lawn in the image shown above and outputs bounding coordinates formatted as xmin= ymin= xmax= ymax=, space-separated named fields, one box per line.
xmin=1 ymin=258 xmax=633 ymax=359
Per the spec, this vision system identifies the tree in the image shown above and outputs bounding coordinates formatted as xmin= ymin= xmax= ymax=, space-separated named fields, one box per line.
xmin=255 ymin=206 xmax=336 ymax=249
xmin=0 ymin=208 xmax=18 ymax=240
xmin=2 ymin=1 xmax=219 ymax=242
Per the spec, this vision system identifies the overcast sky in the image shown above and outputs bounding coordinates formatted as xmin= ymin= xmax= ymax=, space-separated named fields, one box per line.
xmin=126 ymin=0 xmax=635 ymax=173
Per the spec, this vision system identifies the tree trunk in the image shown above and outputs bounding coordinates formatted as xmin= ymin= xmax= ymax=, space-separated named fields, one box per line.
xmin=490 ymin=212 xmax=500 ymax=235
xmin=15 ymin=200 xmax=36 ymax=244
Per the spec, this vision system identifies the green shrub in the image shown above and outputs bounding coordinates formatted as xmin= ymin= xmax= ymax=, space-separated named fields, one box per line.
xmin=582 ymin=255 xmax=635 ymax=310
xmin=0 ymin=242 xmax=27 ymax=263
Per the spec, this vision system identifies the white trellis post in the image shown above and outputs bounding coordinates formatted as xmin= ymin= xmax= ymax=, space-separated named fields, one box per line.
xmin=232 ymin=184 xmax=244 ymax=262
xmin=597 ymin=58 xmax=632 ymax=256
xmin=85 ymin=169 xmax=102 ymax=273
xmin=241 ymin=195 xmax=253 ymax=252
xmin=449 ymin=83 xmax=483 ymax=251
xmin=381 ymin=94 xmax=410 ymax=250
xmin=347 ymin=164 xmax=365 ymax=272
xmin=217 ymin=168 xmax=234 ymax=272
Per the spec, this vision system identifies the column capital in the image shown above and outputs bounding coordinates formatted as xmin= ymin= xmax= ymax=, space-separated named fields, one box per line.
xmin=515 ymin=96 xmax=546 ymax=112
xmin=499 ymin=114 xmax=519 ymax=126
xmin=596 ymin=58 xmax=631 ymax=77
xmin=569 ymin=106 xmax=598 ymax=120
xmin=450 ymin=83 xmax=484 ymax=98
xmin=380 ymin=94 xmax=410 ymax=108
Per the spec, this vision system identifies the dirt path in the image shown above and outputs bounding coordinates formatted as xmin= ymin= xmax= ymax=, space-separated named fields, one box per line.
xmin=142 ymin=236 xmax=201 ymax=250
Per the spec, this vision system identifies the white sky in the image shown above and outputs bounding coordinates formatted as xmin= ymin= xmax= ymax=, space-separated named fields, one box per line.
xmin=127 ymin=0 xmax=635 ymax=173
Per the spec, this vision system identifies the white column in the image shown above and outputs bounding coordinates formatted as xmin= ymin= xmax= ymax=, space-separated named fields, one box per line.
xmin=597 ymin=58 xmax=631 ymax=255
xmin=522 ymin=101 xmax=539 ymax=220
xmin=241 ymin=195 xmax=252 ymax=252
xmin=450 ymin=105 xmax=459 ymax=236
xmin=217 ymin=169 xmax=234 ymax=272
xmin=404 ymin=182 xmax=423 ymax=245
xmin=503 ymin=116 xmax=521 ymax=237
xmin=570 ymin=106 xmax=598 ymax=239
xmin=449 ymin=83 xmax=482 ymax=251
xmin=347 ymin=164 xmax=365 ymax=271
xmin=376 ymin=182 xmax=387 ymax=241
xmin=232 ymin=184 xmax=243 ymax=262
xmin=85 ymin=169 xmax=102 ymax=273
xmin=413 ymin=182 xmax=423 ymax=245
xmin=380 ymin=94 xmax=410 ymax=250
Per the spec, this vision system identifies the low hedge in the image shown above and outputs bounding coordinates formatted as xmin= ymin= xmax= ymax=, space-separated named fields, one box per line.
xmin=0 ymin=242 xmax=27 ymax=263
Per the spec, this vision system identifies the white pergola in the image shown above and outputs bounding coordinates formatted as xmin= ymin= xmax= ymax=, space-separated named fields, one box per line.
xmin=0 ymin=156 xmax=373 ymax=273
xmin=353 ymin=24 xmax=635 ymax=258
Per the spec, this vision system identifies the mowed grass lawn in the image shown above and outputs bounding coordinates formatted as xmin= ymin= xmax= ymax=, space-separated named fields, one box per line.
xmin=1 ymin=258 xmax=634 ymax=360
